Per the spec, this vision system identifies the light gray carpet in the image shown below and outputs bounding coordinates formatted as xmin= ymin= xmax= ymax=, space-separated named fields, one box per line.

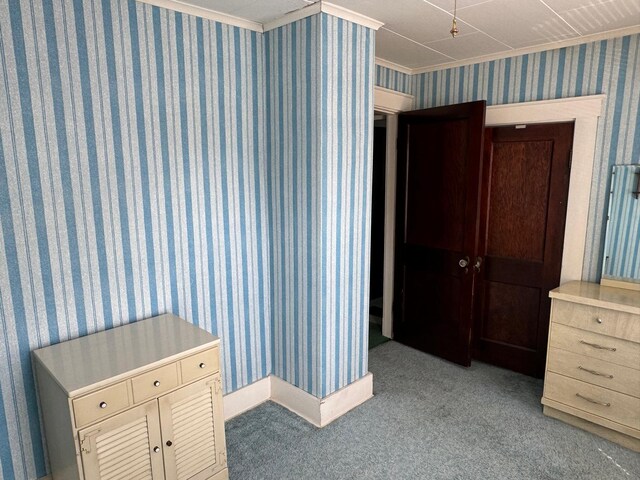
xmin=225 ymin=342 xmax=640 ymax=479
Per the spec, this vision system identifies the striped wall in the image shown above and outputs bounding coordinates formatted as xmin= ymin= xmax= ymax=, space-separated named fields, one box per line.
xmin=603 ymin=165 xmax=640 ymax=281
xmin=0 ymin=0 xmax=272 ymax=478
xmin=375 ymin=64 xmax=412 ymax=94
xmin=375 ymin=34 xmax=640 ymax=282
xmin=266 ymin=13 xmax=375 ymax=398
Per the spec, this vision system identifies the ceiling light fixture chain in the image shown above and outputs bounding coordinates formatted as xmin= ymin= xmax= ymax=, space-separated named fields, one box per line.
xmin=450 ymin=0 xmax=459 ymax=38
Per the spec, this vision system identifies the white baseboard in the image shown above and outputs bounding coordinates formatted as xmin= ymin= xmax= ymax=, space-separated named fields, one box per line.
xmin=223 ymin=373 xmax=374 ymax=428
xmin=319 ymin=372 xmax=373 ymax=427
xmin=270 ymin=376 xmax=322 ymax=426
xmin=223 ymin=376 xmax=271 ymax=421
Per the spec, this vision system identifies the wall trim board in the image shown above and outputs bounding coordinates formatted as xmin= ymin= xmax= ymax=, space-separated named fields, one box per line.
xmin=135 ymin=0 xmax=264 ymax=31
xmin=223 ymin=376 xmax=271 ymax=421
xmin=375 ymin=57 xmax=413 ymax=75
xmin=223 ymin=373 xmax=374 ymax=427
xmin=384 ymin=25 xmax=640 ymax=75
xmin=485 ymin=95 xmax=606 ymax=285
xmin=136 ymin=0 xmax=384 ymax=33
xmin=374 ymin=86 xmax=414 ymax=114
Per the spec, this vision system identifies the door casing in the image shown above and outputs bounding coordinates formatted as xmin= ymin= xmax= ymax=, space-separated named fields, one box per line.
xmin=372 ymin=88 xmax=605 ymax=340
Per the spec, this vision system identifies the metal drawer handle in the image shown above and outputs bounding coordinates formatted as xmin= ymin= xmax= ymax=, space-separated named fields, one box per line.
xmin=153 ymin=446 xmax=160 ymax=453
xmin=575 ymin=393 xmax=610 ymax=407
xmin=578 ymin=366 xmax=613 ymax=379
xmin=199 ymin=362 xmax=206 ymax=369
xmin=595 ymin=317 xmax=602 ymax=324
xmin=579 ymin=340 xmax=616 ymax=351
xmin=153 ymin=380 xmax=161 ymax=387
xmin=99 ymin=401 xmax=107 ymax=409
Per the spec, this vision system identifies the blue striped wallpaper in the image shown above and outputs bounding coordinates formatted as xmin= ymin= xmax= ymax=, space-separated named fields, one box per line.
xmin=376 ymin=34 xmax=640 ymax=282
xmin=603 ymin=165 xmax=640 ymax=281
xmin=375 ymin=64 xmax=411 ymax=94
xmin=266 ymin=14 xmax=375 ymax=398
xmin=0 ymin=0 xmax=272 ymax=478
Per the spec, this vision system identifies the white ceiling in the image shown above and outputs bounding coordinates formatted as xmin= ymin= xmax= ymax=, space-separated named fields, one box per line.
xmin=166 ymin=0 xmax=640 ymax=71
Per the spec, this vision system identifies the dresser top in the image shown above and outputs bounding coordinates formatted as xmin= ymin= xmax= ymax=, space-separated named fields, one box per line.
xmin=33 ymin=314 xmax=219 ymax=396
xmin=550 ymin=281 xmax=640 ymax=315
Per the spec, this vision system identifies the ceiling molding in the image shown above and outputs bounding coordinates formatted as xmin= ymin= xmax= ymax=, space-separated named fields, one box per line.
xmin=136 ymin=0 xmax=263 ymax=32
xmin=321 ymin=2 xmax=384 ymax=31
xmin=374 ymin=57 xmax=413 ymax=75
xmin=263 ymin=3 xmax=321 ymax=32
xmin=406 ymin=25 xmax=640 ymax=75
xmin=136 ymin=0 xmax=384 ymax=34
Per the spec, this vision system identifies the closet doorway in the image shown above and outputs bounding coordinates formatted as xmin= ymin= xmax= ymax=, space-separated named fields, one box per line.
xmin=393 ymin=100 xmax=574 ymax=377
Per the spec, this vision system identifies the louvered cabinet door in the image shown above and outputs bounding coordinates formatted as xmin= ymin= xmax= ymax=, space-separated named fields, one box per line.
xmin=79 ymin=400 xmax=165 ymax=480
xmin=158 ymin=373 xmax=227 ymax=480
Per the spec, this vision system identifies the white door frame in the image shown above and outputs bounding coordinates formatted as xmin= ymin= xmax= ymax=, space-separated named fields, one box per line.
xmin=373 ymin=87 xmax=605 ymax=339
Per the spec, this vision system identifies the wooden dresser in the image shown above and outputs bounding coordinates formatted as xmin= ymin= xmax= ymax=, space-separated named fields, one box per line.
xmin=33 ymin=314 xmax=228 ymax=480
xmin=542 ymin=281 xmax=640 ymax=451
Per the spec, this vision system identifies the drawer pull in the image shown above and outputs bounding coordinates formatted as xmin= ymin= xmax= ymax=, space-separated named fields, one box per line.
xmin=153 ymin=446 xmax=160 ymax=453
xmin=153 ymin=380 xmax=160 ymax=387
xmin=578 ymin=366 xmax=613 ymax=379
xmin=595 ymin=317 xmax=602 ymax=324
xmin=575 ymin=393 xmax=610 ymax=407
xmin=579 ymin=340 xmax=616 ymax=351
xmin=99 ymin=402 xmax=107 ymax=409
xmin=199 ymin=362 xmax=206 ymax=369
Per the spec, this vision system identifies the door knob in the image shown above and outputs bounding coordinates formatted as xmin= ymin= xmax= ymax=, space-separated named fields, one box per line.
xmin=473 ymin=257 xmax=483 ymax=273
xmin=458 ymin=256 xmax=469 ymax=268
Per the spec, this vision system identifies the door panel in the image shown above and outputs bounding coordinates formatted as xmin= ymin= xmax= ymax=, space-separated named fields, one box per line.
xmin=473 ymin=123 xmax=573 ymax=377
xmin=159 ymin=374 xmax=227 ymax=480
xmin=394 ymin=101 xmax=486 ymax=366
xmin=78 ymin=400 xmax=165 ymax=480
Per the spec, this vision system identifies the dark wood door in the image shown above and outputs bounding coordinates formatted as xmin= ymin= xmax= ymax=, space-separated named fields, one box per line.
xmin=473 ymin=123 xmax=573 ymax=378
xmin=394 ymin=101 xmax=486 ymax=366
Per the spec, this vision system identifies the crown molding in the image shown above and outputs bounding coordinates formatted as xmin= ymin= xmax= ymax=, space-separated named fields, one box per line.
xmin=321 ymin=2 xmax=384 ymax=31
xmin=374 ymin=57 xmax=413 ymax=75
xmin=263 ymin=2 xmax=321 ymax=32
xmin=408 ymin=25 xmax=640 ymax=75
xmin=136 ymin=0 xmax=263 ymax=32
xmin=136 ymin=0 xmax=384 ymax=34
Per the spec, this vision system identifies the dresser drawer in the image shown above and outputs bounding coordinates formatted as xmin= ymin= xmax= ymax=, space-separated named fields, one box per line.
xmin=552 ymin=300 xmax=640 ymax=343
xmin=131 ymin=362 xmax=179 ymax=403
xmin=544 ymin=372 xmax=640 ymax=430
xmin=181 ymin=347 xmax=220 ymax=384
xmin=547 ymin=347 xmax=640 ymax=398
xmin=73 ymin=381 xmax=130 ymax=428
xmin=549 ymin=323 xmax=640 ymax=369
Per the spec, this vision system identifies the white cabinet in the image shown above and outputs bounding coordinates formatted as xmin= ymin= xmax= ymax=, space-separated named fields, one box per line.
xmin=33 ymin=314 xmax=229 ymax=480
xmin=542 ymin=281 xmax=640 ymax=452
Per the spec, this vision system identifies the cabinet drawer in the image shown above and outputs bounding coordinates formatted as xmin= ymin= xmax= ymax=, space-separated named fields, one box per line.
xmin=181 ymin=348 xmax=219 ymax=384
xmin=131 ymin=362 xmax=179 ymax=403
xmin=544 ymin=372 xmax=640 ymax=430
xmin=547 ymin=347 xmax=640 ymax=398
xmin=549 ymin=323 xmax=640 ymax=370
xmin=552 ymin=300 xmax=640 ymax=343
xmin=73 ymin=381 xmax=130 ymax=428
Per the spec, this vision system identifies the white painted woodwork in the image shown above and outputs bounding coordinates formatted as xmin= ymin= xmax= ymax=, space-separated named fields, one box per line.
xmin=33 ymin=315 xmax=228 ymax=480
xmin=542 ymin=281 xmax=640 ymax=450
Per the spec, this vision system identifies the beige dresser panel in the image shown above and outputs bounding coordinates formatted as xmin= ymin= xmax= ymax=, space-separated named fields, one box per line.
xmin=544 ymin=372 xmax=640 ymax=431
xmin=131 ymin=362 xmax=180 ymax=404
xmin=33 ymin=314 xmax=227 ymax=480
xmin=552 ymin=300 xmax=640 ymax=343
xmin=549 ymin=323 xmax=640 ymax=369
xmin=73 ymin=381 xmax=130 ymax=429
xmin=546 ymin=347 xmax=640 ymax=397
xmin=181 ymin=347 xmax=220 ymax=384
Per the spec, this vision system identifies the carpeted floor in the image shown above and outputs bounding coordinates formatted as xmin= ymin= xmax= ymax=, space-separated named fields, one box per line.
xmin=225 ymin=341 xmax=640 ymax=480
